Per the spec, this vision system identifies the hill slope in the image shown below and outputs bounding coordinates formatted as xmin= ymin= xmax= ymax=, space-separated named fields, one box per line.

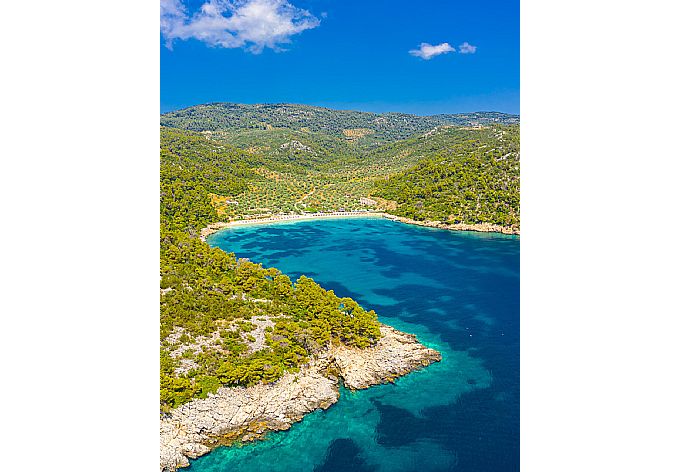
xmin=372 ymin=125 xmax=520 ymax=228
xmin=160 ymin=103 xmax=520 ymax=229
xmin=160 ymin=127 xmax=385 ymax=411
xmin=161 ymin=103 xmax=518 ymax=151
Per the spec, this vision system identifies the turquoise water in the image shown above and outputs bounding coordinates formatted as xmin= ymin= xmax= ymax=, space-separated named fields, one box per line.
xmin=202 ymin=217 xmax=519 ymax=471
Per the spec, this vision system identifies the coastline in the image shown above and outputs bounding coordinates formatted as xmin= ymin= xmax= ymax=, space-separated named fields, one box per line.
xmin=200 ymin=211 xmax=519 ymax=241
xmin=380 ymin=213 xmax=520 ymax=235
xmin=200 ymin=211 xmax=384 ymax=241
xmin=167 ymin=208 xmax=513 ymax=471
xmin=160 ymin=325 xmax=441 ymax=471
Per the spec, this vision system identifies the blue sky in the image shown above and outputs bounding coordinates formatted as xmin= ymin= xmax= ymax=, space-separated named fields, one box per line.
xmin=161 ymin=0 xmax=519 ymax=115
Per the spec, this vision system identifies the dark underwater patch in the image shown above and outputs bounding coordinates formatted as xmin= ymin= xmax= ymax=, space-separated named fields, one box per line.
xmin=313 ymin=438 xmax=377 ymax=472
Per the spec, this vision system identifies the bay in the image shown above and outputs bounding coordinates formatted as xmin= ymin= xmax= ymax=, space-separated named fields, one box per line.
xmin=198 ymin=216 xmax=519 ymax=472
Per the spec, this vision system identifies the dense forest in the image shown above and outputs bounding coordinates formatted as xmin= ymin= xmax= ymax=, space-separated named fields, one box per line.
xmin=160 ymin=128 xmax=381 ymax=410
xmin=161 ymin=103 xmax=518 ymax=151
xmin=372 ymin=125 xmax=520 ymax=227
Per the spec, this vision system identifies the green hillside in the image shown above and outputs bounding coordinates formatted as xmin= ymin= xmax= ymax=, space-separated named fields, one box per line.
xmin=160 ymin=108 xmax=520 ymax=227
xmin=371 ymin=125 xmax=520 ymax=227
xmin=161 ymin=103 xmax=518 ymax=155
xmin=160 ymin=127 xmax=381 ymax=410
xmin=161 ymin=103 xmax=518 ymax=135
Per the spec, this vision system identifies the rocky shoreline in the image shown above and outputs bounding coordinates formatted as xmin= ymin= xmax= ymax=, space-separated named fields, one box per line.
xmin=380 ymin=213 xmax=519 ymax=235
xmin=199 ymin=221 xmax=236 ymax=241
xmin=160 ymin=325 xmax=441 ymax=471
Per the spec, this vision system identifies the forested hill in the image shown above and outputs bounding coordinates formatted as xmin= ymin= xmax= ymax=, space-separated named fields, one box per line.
xmin=372 ymin=125 xmax=520 ymax=228
xmin=160 ymin=104 xmax=520 ymax=229
xmin=161 ymin=103 xmax=518 ymax=145
xmin=160 ymin=127 xmax=382 ymax=411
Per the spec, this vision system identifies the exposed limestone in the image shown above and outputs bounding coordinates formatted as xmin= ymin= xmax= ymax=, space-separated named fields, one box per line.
xmin=243 ymin=316 xmax=275 ymax=354
xmin=381 ymin=213 xmax=520 ymax=235
xmin=334 ymin=325 xmax=441 ymax=389
xmin=279 ymin=140 xmax=314 ymax=153
xmin=167 ymin=328 xmax=222 ymax=360
xmin=160 ymin=324 xmax=441 ymax=471
xmin=164 ymin=315 xmax=277 ymax=374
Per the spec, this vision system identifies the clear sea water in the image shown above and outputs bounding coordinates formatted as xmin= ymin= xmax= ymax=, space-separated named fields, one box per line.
xmin=202 ymin=217 xmax=519 ymax=472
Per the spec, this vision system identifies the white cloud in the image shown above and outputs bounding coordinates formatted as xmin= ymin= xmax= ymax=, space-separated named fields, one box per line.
xmin=161 ymin=0 xmax=320 ymax=53
xmin=459 ymin=41 xmax=477 ymax=54
xmin=409 ymin=42 xmax=456 ymax=60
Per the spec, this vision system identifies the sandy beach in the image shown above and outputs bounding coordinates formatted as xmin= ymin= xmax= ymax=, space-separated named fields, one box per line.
xmin=200 ymin=211 xmax=386 ymax=240
xmin=200 ymin=211 xmax=519 ymax=241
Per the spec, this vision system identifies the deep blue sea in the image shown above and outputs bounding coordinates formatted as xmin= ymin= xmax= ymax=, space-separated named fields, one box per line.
xmin=202 ymin=217 xmax=519 ymax=472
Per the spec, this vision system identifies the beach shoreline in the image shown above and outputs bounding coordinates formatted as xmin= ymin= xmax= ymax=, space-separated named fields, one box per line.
xmin=200 ymin=211 xmax=519 ymax=241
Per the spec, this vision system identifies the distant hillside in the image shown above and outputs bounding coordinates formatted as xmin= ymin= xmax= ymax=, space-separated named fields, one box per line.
xmin=161 ymin=103 xmax=519 ymax=146
xmin=159 ymin=103 xmax=519 ymax=229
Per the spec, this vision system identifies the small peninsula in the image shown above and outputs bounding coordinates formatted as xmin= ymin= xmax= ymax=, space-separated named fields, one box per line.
xmin=161 ymin=325 xmax=440 ymax=470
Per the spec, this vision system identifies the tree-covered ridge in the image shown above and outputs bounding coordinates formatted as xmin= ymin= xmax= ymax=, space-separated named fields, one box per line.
xmin=160 ymin=118 xmax=520 ymax=229
xmin=160 ymin=103 xmax=518 ymax=147
xmin=160 ymin=129 xmax=381 ymax=411
xmin=213 ymin=126 xmax=357 ymax=168
xmin=372 ymin=125 xmax=520 ymax=227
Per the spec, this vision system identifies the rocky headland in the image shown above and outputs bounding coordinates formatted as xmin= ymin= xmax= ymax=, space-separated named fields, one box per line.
xmin=381 ymin=213 xmax=519 ymax=235
xmin=160 ymin=324 xmax=441 ymax=471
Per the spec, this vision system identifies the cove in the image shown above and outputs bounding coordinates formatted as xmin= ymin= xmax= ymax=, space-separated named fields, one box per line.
xmin=200 ymin=217 xmax=519 ymax=472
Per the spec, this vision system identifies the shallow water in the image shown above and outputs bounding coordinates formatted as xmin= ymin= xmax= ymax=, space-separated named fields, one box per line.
xmin=201 ymin=217 xmax=519 ymax=471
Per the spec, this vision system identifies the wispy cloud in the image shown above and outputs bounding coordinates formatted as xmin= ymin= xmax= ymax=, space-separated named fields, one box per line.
xmin=409 ymin=42 xmax=456 ymax=60
xmin=409 ymin=41 xmax=478 ymax=60
xmin=459 ymin=41 xmax=477 ymax=54
xmin=161 ymin=0 xmax=320 ymax=53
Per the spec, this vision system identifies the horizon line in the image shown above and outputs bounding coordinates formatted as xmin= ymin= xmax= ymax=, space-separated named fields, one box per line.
xmin=160 ymin=101 xmax=520 ymax=118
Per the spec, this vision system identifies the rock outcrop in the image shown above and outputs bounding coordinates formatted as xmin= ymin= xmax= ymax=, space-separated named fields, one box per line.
xmin=160 ymin=324 xmax=440 ymax=471
xmin=382 ymin=213 xmax=519 ymax=235
xmin=334 ymin=325 xmax=441 ymax=389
